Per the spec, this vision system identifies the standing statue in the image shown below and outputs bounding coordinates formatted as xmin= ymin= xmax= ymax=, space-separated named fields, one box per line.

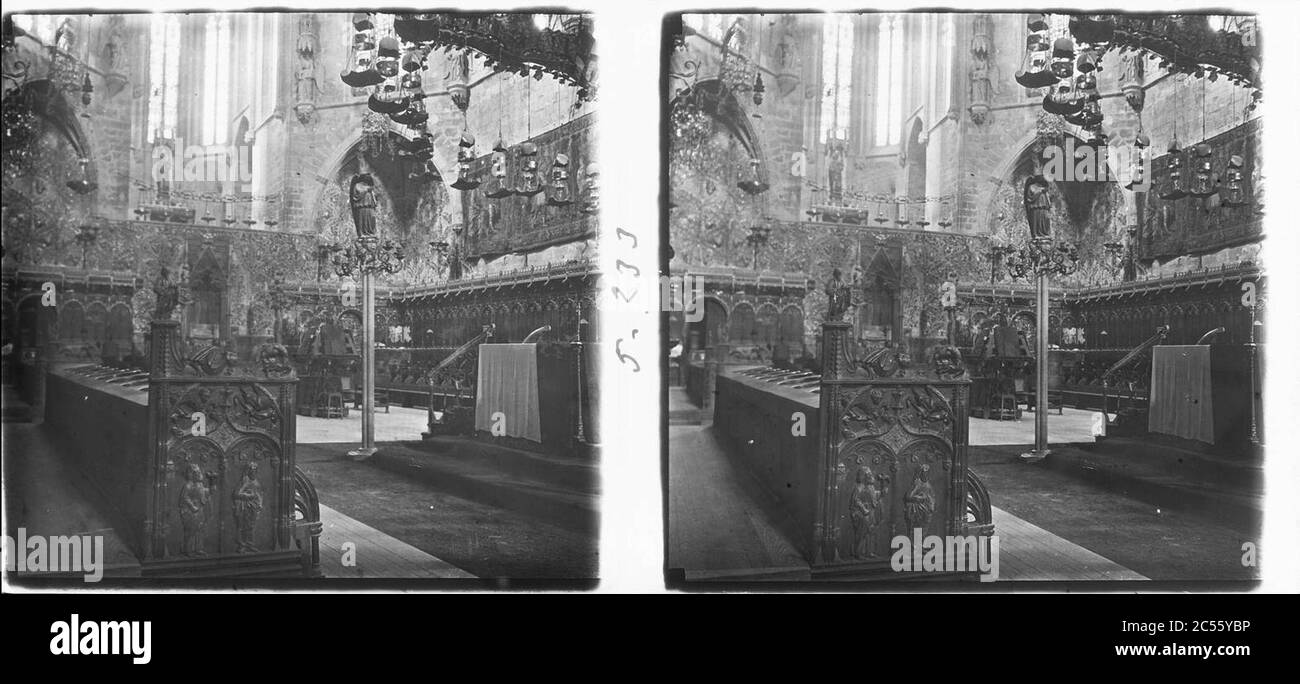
xmin=294 ymin=54 xmax=318 ymax=124
xmin=349 ymin=173 xmax=378 ymax=238
xmin=153 ymin=266 xmax=182 ymax=319
xmin=825 ymin=268 xmax=853 ymax=322
xmin=178 ymin=464 xmax=210 ymax=557
xmin=849 ymin=467 xmax=883 ymax=559
xmin=1023 ymin=174 xmax=1052 ymax=239
xmin=827 ymin=140 xmax=846 ymax=204
xmin=904 ymin=465 xmax=936 ymax=532
xmin=231 ymin=461 xmax=264 ymax=553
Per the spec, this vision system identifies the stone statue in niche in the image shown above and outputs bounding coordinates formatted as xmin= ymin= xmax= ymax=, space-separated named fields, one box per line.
xmin=349 ymin=173 xmax=378 ymax=238
xmin=294 ymin=55 xmax=319 ymax=124
xmin=772 ymin=15 xmax=801 ymax=97
xmin=825 ymin=268 xmax=853 ymax=322
xmin=178 ymin=464 xmax=211 ymax=557
xmin=1119 ymin=51 xmax=1145 ymax=113
xmin=232 ymin=461 xmax=264 ymax=553
xmin=968 ymin=14 xmax=993 ymax=124
xmin=849 ymin=467 xmax=884 ymax=559
xmin=904 ymin=465 xmax=936 ymax=532
xmin=99 ymin=15 xmax=129 ymax=99
xmin=1023 ymin=174 xmax=1052 ymax=239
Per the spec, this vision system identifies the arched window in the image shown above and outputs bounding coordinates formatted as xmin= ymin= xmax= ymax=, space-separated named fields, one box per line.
xmin=874 ymin=14 xmax=905 ymax=147
xmin=148 ymin=14 xmax=181 ymax=142
xmin=203 ymin=14 xmax=232 ymax=145
xmin=820 ymin=14 xmax=854 ymax=144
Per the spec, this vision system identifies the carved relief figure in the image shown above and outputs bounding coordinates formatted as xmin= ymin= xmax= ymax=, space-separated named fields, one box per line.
xmin=178 ymin=464 xmax=210 ymax=557
xmin=849 ymin=467 xmax=883 ymax=558
xmin=349 ymin=173 xmax=378 ymax=238
xmin=904 ymin=465 xmax=936 ymax=532
xmin=231 ymin=461 xmax=264 ymax=553
xmin=185 ymin=339 xmax=236 ymax=376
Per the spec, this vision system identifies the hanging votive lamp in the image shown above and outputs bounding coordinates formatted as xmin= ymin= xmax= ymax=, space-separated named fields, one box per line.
xmin=894 ymin=196 xmax=910 ymax=226
xmin=1189 ymin=143 xmax=1216 ymax=197
xmin=547 ymin=153 xmax=573 ymax=206
xmin=1015 ymin=28 xmax=1058 ymax=89
xmin=1050 ymin=38 xmax=1076 ymax=79
xmin=752 ymin=73 xmax=765 ymax=106
xmin=450 ymin=131 xmax=481 ymax=191
xmin=516 ymin=142 xmax=544 ymax=197
xmin=1125 ymin=133 xmax=1150 ymax=191
xmin=485 ymin=139 xmax=513 ymax=199
xmin=369 ymin=82 xmax=409 ymax=114
xmin=737 ymin=158 xmax=768 ymax=194
xmin=938 ymin=199 xmax=953 ymax=228
xmin=1159 ymin=138 xmax=1187 ymax=200
xmin=874 ymin=200 xmax=891 ymax=224
xmin=66 ymin=157 xmax=97 ymax=194
xmin=914 ymin=200 xmax=931 ymax=228
xmin=1044 ymin=82 xmax=1083 ymax=116
xmin=341 ymin=17 xmax=382 ymax=88
xmin=80 ymin=72 xmax=94 ymax=107
xmin=375 ymin=36 xmax=401 ymax=78
xmin=1221 ymin=154 xmax=1247 ymax=207
xmin=1075 ymin=50 xmax=1097 ymax=74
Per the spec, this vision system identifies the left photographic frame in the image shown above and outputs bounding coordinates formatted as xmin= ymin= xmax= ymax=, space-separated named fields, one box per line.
xmin=1 ymin=9 xmax=601 ymax=587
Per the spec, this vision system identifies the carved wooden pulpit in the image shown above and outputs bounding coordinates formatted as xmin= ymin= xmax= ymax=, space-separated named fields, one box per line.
xmin=813 ymin=321 xmax=986 ymax=577
xmin=143 ymin=319 xmax=318 ymax=576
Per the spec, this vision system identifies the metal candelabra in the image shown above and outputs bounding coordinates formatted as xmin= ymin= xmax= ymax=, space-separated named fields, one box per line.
xmin=1005 ymin=236 xmax=1079 ymax=463
xmin=330 ymin=235 xmax=406 ymax=459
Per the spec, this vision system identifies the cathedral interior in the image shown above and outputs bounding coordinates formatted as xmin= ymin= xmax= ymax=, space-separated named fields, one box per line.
xmin=665 ymin=12 xmax=1265 ymax=583
xmin=2 ymin=12 xmax=599 ymax=580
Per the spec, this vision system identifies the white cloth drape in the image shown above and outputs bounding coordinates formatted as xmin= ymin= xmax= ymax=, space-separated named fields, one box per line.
xmin=1148 ymin=345 xmax=1215 ymax=443
xmin=475 ymin=344 xmax=542 ymax=442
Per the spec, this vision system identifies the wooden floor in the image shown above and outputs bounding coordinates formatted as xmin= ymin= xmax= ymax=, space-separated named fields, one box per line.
xmin=993 ymin=507 xmax=1148 ymax=581
xmin=318 ymin=504 xmax=476 ymax=579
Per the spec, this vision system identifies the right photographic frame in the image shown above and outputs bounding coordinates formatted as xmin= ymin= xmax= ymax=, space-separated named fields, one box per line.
xmin=664 ymin=11 xmax=1265 ymax=585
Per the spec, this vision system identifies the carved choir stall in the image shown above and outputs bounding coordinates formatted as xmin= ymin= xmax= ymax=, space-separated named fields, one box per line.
xmin=713 ymin=314 xmax=992 ymax=579
xmin=43 ymin=318 xmax=321 ymax=577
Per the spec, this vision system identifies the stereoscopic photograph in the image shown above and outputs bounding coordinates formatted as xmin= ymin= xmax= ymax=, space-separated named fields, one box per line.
xmin=665 ymin=11 xmax=1264 ymax=583
xmin=2 ymin=10 xmax=600 ymax=582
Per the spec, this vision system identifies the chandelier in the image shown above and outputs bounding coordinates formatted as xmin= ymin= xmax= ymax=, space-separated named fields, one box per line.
xmin=1017 ymin=13 xmax=1263 ymax=138
xmin=670 ymin=18 xmax=765 ymax=157
xmin=343 ymin=13 xmax=596 ymax=213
